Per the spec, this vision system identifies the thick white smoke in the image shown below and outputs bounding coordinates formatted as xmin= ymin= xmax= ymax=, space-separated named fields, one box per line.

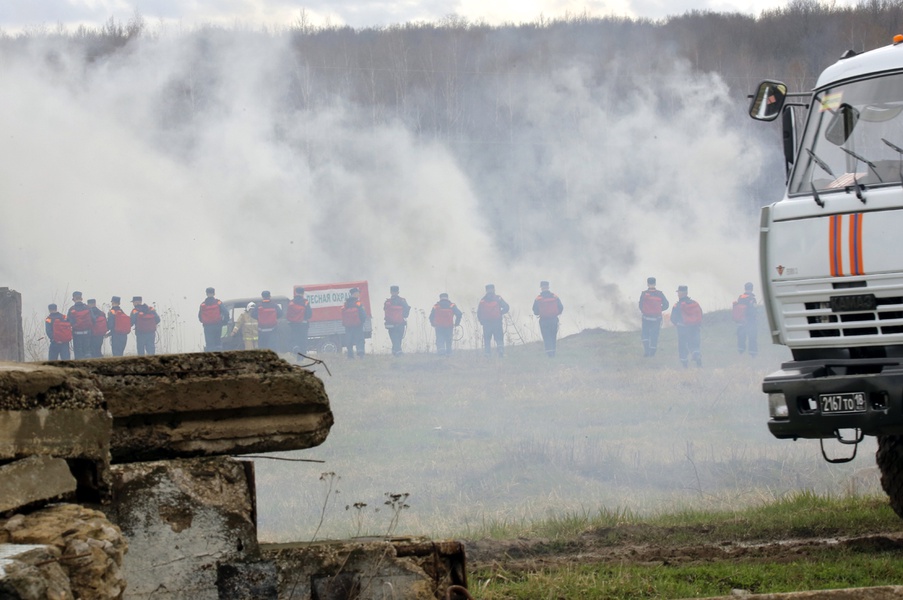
xmin=0 ymin=27 xmax=763 ymax=353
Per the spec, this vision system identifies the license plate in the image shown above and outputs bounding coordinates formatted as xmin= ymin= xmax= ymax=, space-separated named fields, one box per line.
xmin=819 ymin=392 xmax=867 ymax=414
xmin=829 ymin=294 xmax=876 ymax=312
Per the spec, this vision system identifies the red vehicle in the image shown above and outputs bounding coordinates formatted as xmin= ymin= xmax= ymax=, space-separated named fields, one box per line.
xmin=221 ymin=281 xmax=372 ymax=353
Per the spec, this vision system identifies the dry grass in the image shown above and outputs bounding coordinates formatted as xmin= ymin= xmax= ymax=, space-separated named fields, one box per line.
xmin=252 ymin=310 xmax=885 ymax=542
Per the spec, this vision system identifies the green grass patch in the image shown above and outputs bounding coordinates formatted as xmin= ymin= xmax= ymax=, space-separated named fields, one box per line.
xmin=474 ymin=551 xmax=903 ymax=599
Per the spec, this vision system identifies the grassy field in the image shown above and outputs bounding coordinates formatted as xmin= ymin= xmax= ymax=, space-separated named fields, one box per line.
xmin=251 ymin=309 xmax=887 ymax=543
xmin=469 ymin=493 xmax=903 ymax=599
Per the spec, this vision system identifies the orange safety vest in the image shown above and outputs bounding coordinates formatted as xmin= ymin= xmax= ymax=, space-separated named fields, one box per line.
xmin=384 ymin=302 xmax=405 ymax=325
xmin=433 ymin=304 xmax=455 ymax=328
xmin=535 ymin=295 xmax=561 ymax=319
xmin=681 ymin=300 xmax=703 ymax=325
xmin=257 ymin=301 xmax=278 ymax=329
xmin=199 ymin=300 xmax=223 ymax=325
xmin=286 ymin=299 xmax=310 ymax=323
xmin=50 ymin=317 xmax=72 ymax=343
xmin=110 ymin=308 xmax=132 ymax=334
xmin=70 ymin=307 xmax=92 ymax=332
xmin=478 ymin=299 xmax=502 ymax=321
xmin=92 ymin=313 xmax=108 ymax=336
xmin=134 ymin=309 xmax=158 ymax=334
xmin=640 ymin=291 xmax=664 ymax=317
xmin=342 ymin=302 xmax=363 ymax=327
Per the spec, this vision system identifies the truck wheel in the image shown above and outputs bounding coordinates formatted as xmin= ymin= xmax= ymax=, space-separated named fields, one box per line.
xmin=876 ymin=434 xmax=903 ymax=518
xmin=319 ymin=339 xmax=340 ymax=354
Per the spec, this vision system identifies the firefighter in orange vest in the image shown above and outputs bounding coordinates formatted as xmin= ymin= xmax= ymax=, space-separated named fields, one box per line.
xmin=45 ymin=303 xmax=71 ymax=361
xmin=342 ymin=287 xmax=367 ymax=359
xmin=638 ymin=276 xmax=669 ymax=357
xmin=670 ymin=285 xmax=703 ymax=368
xmin=67 ymin=291 xmax=94 ymax=359
xmin=429 ymin=293 xmax=462 ymax=356
xmin=286 ymin=286 xmax=313 ymax=355
xmin=131 ymin=296 xmax=160 ymax=356
xmin=532 ymin=281 xmax=564 ymax=357
xmin=734 ymin=282 xmax=758 ymax=357
xmin=251 ymin=290 xmax=283 ymax=351
xmin=107 ymin=296 xmax=131 ymax=357
xmin=87 ymin=299 xmax=108 ymax=358
xmin=384 ymin=285 xmax=411 ymax=357
xmin=198 ymin=287 xmax=228 ymax=351
xmin=477 ymin=284 xmax=510 ymax=357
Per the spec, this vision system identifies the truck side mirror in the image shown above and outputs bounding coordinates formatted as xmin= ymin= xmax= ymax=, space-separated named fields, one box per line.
xmin=749 ymin=80 xmax=788 ymax=121
xmin=825 ymin=103 xmax=859 ymax=145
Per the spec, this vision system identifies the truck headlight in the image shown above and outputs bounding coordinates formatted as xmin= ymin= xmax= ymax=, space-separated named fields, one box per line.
xmin=769 ymin=393 xmax=789 ymax=418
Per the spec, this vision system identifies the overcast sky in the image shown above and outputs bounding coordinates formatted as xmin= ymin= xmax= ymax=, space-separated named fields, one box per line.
xmin=0 ymin=0 xmax=861 ymax=33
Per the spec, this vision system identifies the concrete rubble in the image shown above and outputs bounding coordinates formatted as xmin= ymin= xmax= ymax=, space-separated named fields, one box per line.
xmin=48 ymin=350 xmax=333 ymax=462
xmin=1 ymin=503 xmax=128 ymax=599
xmin=103 ymin=457 xmax=260 ymax=600
xmin=0 ymin=349 xmax=467 ymax=599
xmin=0 ymin=457 xmax=77 ymax=514
xmin=263 ymin=537 xmax=468 ymax=600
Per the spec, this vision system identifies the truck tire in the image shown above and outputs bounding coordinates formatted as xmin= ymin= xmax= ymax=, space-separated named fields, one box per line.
xmin=876 ymin=434 xmax=903 ymax=518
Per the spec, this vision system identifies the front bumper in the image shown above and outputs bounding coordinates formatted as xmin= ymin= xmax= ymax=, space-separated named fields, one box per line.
xmin=763 ymin=358 xmax=903 ymax=439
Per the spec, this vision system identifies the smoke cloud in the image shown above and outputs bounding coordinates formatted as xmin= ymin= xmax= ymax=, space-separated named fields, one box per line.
xmin=0 ymin=26 xmax=764 ymax=352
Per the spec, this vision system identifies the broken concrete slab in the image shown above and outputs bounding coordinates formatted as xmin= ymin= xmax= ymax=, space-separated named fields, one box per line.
xmin=0 ymin=543 xmax=72 ymax=600
xmin=102 ymin=457 xmax=258 ymax=600
xmin=262 ymin=537 xmax=468 ymax=600
xmin=48 ymin=350 xmax=333 ymax=462
xmin=0 ymin=362 xmax=112 ymax=502
xmin=0 ymin=456 xmax=77 ymax=514
xmin=2 ymin=503 xmax=127 ymax=599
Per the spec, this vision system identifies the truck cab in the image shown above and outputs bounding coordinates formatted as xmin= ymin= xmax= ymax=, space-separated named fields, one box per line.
xmin=751 ymin=36 xmax=903 ymax=515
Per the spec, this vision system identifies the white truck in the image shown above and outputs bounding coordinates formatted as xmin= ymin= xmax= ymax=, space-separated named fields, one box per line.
xmin=750 ymin=35 xmax=903 ymax=516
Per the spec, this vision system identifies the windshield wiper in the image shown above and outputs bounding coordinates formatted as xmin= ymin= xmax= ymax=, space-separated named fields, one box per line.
xmin=840 ymin=147 xmax=884 ymax=183
xmin=811 ymin=183 xmax=825 ymax=207
xmin=882 ymin=137 xmax=903 ymax=189
xmin=806 ymin=148 xmax=835 ymax=178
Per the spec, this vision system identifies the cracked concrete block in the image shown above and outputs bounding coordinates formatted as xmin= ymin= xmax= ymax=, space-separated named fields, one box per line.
xmin=0 ymin=362 xmax=112 ymax=502
xmin=102 ymin=457 xmax=258 ymax=600
xmin=263 ymin=537 xmax=468 ymax=600
xmin=48 ymin=350 xmax=333 ymax=462
xmin=0 ymin=456 xmax=77 ymax=514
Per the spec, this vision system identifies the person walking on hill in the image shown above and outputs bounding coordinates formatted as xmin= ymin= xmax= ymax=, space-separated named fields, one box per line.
xmin=286 ymin=286 xmax=313 ymax=355
xmin=232 ymin=302 xmax=259 ymax=350
xmin=639 ymin=276 xmax=669 ymax=357
xmin=131 ymin=296 xmax=160 ymax=356
xmin=342 ymin=287 xmax=367 ymax=358
xmin=429 ymin=293 xmax=462 ymax=356
xmin=198 ymin=287 xmax=228 ymax=352
xmin=252 ymin=290 xmax=283 ymax=351
xmin=107 ymin=296 xmax=131 ymax=357
xmin=670 ymin=285 xmax=703 ymax=368
xmin=478 ymin=284 xmax=510 ymax=357
xmin=734 ymin=282 xmax=758 ymax=358
xmin=45 ymin=304 xmax=71 ymax=361
xmin=87 ymin=299 xmax=108 ymax=358
xmin=532 ymin=281 xmax=563 ymax=357
xmin=384 ymin=285 xmax=411 ymax=357
xmin=67 ymin=291 xmax=94 ymax=360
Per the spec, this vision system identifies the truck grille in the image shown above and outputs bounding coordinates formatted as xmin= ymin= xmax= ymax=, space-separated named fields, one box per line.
xmin=774 ymin=277 xmax=903 ymax=345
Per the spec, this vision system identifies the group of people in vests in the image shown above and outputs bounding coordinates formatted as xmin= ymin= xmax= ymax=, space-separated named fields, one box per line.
xmin=376 ymin=281 xmax=563 ymax=358
xmin=218 ymin=287 xmax=313 ymax=354
xmin=44 ymin=291 xmax=160 ymax=360
xmin=639 ymin=277 xmax=758 ymax=368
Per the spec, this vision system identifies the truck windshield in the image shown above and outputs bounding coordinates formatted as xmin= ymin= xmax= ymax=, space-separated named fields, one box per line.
xmin=789 ymin=72 xmax=903 ymax=196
